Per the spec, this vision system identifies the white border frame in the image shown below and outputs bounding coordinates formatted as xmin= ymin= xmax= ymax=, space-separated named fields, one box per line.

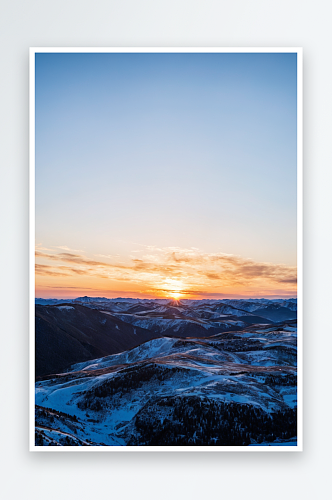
xmin=29 ymin=47 xmax=303 ymax=452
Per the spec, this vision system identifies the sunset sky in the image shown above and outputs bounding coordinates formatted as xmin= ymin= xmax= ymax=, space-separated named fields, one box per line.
xmin=35 ymin=52 xmax=297 ymax=300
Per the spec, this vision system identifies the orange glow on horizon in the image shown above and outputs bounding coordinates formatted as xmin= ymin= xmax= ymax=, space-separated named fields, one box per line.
xmin=35 ymin=244 xmax=297 ymax=300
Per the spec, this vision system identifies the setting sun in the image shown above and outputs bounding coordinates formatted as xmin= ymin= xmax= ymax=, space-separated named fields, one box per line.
xmin=161 ymin=278 xmax=185 ymax=300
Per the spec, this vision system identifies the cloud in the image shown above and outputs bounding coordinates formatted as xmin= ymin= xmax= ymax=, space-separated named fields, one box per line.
xmin=94 ymin=254 xmax=121 ymax=259
xmin=40 ymin=285 xmax=107 ymax=290
xmin=274 ymin=277 xmax=297 ymax=284
xmin=55 ymin=246 xmax=85 ymax=253
xmin=36 ymin=251 xmax=124 ymax=269
xmin=35 ymin=245 xmax=296 ymax=296
xmin=35 ymin=264 xmax=70 ymax=277
xmin=35 ymin=263 xmax=91 ymax=277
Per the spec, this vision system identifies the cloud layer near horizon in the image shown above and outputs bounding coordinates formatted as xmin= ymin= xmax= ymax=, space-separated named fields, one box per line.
xmin=35 ymin=245 xmax=297 ymax=298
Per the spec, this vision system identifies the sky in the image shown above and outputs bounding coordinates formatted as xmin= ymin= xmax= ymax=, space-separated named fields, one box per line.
xmin=35 ymin=52 xmax=297 ymax=300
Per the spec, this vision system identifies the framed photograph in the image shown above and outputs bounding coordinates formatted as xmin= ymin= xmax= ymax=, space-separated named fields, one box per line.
xmin=29 ymin=47 xmax=302 ymax=451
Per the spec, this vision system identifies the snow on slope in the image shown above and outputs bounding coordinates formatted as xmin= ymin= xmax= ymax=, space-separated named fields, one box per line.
xmin=35 ymin=321 xmax=297 ymax=447
xmin=110 ymin=314 xmax=211 ymax=332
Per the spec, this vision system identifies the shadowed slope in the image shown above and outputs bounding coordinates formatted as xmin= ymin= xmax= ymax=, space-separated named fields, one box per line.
xmin=35 ymin=304 xmax=159 ymax=377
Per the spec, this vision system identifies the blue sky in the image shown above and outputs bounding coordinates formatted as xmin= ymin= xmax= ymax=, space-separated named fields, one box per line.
xmin=35 ymin=52 xmax=297 ymax=298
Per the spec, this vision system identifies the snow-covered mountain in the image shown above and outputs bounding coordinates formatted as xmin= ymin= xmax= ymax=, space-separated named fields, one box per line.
xmin=97 ymin=298 xmax=296 ymax=334
xmin=35 ymin=297 xmax=297 ymax=378
xmin=35 ymin=316 xmax=297 ymax=447
xmin=35 ymin=296 xmax=297 ymax=315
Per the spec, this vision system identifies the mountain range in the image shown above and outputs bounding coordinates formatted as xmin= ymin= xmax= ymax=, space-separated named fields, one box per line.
xmin=34 ymin=297 xmax=297 ymax=447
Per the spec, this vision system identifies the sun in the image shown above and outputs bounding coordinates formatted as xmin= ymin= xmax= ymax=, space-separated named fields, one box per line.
xmin=160 ymin=278 xmax=184 ymax=300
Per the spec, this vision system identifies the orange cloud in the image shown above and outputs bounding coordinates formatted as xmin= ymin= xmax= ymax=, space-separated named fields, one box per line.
xmin=35 ymin=245 xmax=296 ymax=299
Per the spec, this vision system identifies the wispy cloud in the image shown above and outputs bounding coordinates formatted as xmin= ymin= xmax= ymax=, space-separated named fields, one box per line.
xmin=55 ymin=246 xmax=85 ymax=253
xmin=35 ymin=245 xmax=296 ymax=297
xmin=35 ymin=264 xmax=70 ymax=277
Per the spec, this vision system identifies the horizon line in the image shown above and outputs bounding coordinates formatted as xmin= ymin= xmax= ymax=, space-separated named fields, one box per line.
xmin=35 ymin=295 xmax=297 ymax=301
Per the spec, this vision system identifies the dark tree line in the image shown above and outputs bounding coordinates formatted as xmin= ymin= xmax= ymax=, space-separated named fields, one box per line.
xmin=35 ymin=405 xmax=78 ymax=422
xmin=78 ymin=363 xmax=186 ymax=410
xmin=128 ymin=396 xmax=297 ymax=446
xmin=263 ymin=374 xmax=297 ymax=386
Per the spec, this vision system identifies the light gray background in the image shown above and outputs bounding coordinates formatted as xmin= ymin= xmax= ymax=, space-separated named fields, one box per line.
xmin=0 ymin=1 xmax=330 ymax=499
